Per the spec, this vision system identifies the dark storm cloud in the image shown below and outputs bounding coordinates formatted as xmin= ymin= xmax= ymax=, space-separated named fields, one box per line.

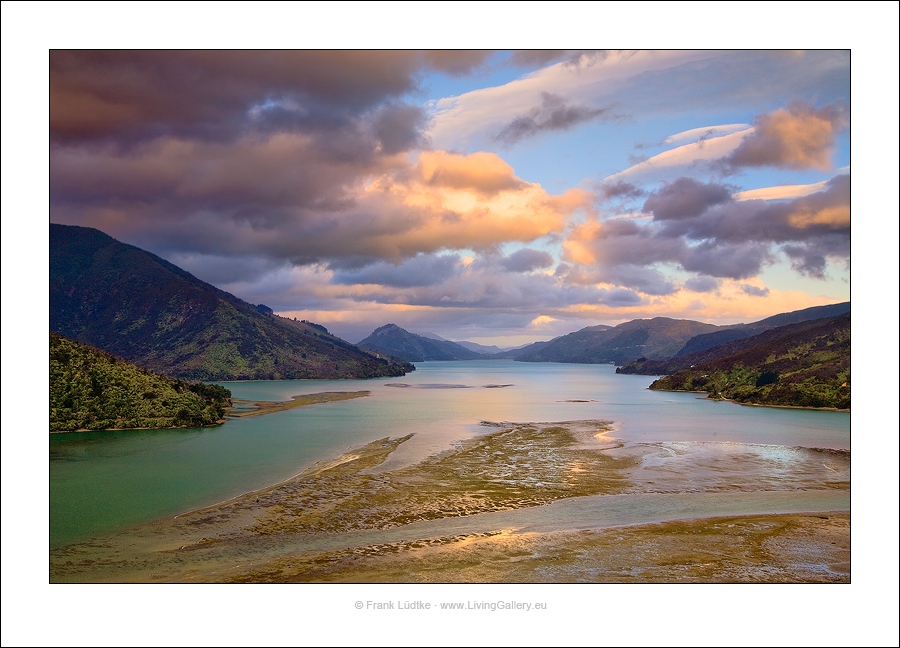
xmin=50 ymin=133 xmax=392 ymax=230
xmin=51 ymin=50 xmax=579 ymax=280
xmin=49 ymin=51 xmax=447 ymax=264
xmin=643 ymin=177 xmax=733 ymax=221
xmin=494 ymin=92 xmax=612 ymax=145
xmin=50 ymin=50 xmax=483 ymax=146
xmin=331 ymin=254 xmax=461 ymax=288
xmin=684 ymin=276 xmax=720 ymax=293
xmin=499 ymin=249 xmax=554 ymax=273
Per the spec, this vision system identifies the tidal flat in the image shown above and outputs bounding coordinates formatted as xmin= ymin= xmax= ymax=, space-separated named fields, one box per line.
xmin=49 ymin=419 xmax=849 ymax=583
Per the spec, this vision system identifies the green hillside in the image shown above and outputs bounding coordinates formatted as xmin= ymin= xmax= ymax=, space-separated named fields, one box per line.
xmin=50 ymin=224 xmax=414 ymax=381
xmin=649 ymin=313 xmax=850 ymax=410
xmin=51 ymin=333 xmax=232 ymax=432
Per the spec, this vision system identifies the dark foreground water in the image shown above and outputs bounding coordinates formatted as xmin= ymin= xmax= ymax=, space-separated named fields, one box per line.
xmin=50 ymin=361 xmax=849 ymax=548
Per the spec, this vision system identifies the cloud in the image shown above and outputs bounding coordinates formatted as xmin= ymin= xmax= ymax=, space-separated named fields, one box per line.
xmin=724 ymin=102 xmax=848 ymax=171
xmin=643 ymin=177 xmax=733 ymax=221
xmin=418 ymin=151 xmax=525 ymax=194
xmin=740 ymin=284 xmax=770 ymax=297
xmin=429 ymin=50 xmax=711 ymax=148
xmin=499 ymin=248 xmax=555 ymax=272
xmin=610 ymin=101 xmax=848 ymax=182
xmin=684 ymin=276 xmax=720 ymax=293
xmin=563 ymin=263 xmax=677 ymax=296
xmin=654 ymin=175 xmax=849 ymax=245
xmin=733 ymin=181 xmax=829 ymax=201
xmin=664 ymin=124 xmax=750 ymax=145
xmin=509 ymin=51 xmax=572 ymax=67
xmin=52 ymin=144 xmax=588 ymax=270
xmin=46 ymin=50 xmax=850 ymax=342
xmin=494 ymin=92 xmax=612 ymax=145
xmin=563 ymin=173 xmax=849 ymax=289
xmin=597 ymin=288 xmax=643 ymax=306
xmin=50 ymin=50 xmax=495 ymax=147
xmin=331 ymin=254 xmax=462 ymax=287
xmin=421 ymin=51 xmax=494 ymax=76
xmin=430 ymin=51 xmax=849 ymax=150
xmin=597 ymin=180 xmax=644 ymax=202
xmin=607 ymin=129 xmax=752 ymax=181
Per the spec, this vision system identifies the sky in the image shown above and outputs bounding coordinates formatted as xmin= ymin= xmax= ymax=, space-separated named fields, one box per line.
xmin=45 ymin=48 xmax=855 ymax=346
xmin=3 ymin=4 xmax=899 ymax=645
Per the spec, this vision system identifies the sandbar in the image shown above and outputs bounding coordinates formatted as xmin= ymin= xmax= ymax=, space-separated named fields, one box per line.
xmin=226 ymin=390 xmax=370 ymax=417
xmin=49 ymin=420 xmax=849 ymax=583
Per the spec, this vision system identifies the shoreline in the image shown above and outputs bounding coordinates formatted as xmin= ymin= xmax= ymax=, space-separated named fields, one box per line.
xmin=649 ymin=387 xmax=850 ymax=413
xmin=50 ymin=419 xmax=228 ymax=434
xmin=50 ymin=390 xmax=372 ymax=433
xmin=50 ymin=420 xmax=850 ymax=583
xmin=226 ymin=390 xmax=370 ymax=418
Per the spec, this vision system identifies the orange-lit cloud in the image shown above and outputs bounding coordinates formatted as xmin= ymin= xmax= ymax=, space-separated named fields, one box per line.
xmin=725 ymin=103 xmax=848 ymax=171
xmin=418 ymin=151 xmax=525 ymax=194
xmin=53 ymin=140 xmax=586 ymax=268
xmin=47 ymin=50 xmax=851 ymax=345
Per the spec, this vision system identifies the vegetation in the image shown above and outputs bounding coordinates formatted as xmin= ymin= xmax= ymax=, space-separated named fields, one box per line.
xmin=671 ymin=301 xmax=850 ymax=358
xmin=357 ymin=324 xmax=486 ymax=362
xmin=50 ymin=224 xmax=413 ymax=380
xmin=648 ymin=313 xmax=850 ymax=410
xmin=50 ymin=333 xmax=232 ymax=432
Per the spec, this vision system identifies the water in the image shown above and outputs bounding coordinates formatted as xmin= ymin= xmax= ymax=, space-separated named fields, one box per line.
xmin=49 ymin=361 xmax=849 ymax=548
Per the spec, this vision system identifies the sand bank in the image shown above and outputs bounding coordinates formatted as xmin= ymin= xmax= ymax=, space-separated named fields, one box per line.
xmin=50 ymin=420 xmax=849 ymax=583
xmin=226 ymin=390 xmax=370 ymax=417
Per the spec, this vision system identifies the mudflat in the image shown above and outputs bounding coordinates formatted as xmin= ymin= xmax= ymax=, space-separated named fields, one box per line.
xmin=49 ymin=420 xmax=849 ymax=583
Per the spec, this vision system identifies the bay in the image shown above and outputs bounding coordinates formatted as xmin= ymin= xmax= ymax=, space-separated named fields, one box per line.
xmin=49 ymin=360 xmax=849 ymax=548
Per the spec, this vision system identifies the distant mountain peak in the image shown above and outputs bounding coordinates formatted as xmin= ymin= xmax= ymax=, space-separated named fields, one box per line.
xmin=358 ymin=324 xmax=485 ymax=362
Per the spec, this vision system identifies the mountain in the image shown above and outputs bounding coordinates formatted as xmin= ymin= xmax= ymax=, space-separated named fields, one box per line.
xmin=51 ymin=332 xmax=232 ymax=432
xmin=674 ymin=302 xmax=851 ymax=357
xmin=453 ymin=340 xmax=507 ymax=355
xmin=492 ymin=339 xmax=555 ymax=360
xmin=50 ymin=224 xmax=414 ymax=381
xmin=646 ymin=313 xmax=850 ymax=410
xmin=417 ymin=332 xmax=450 ymax=341
xmin=512 ymin=318 xmax=720 ymax=364
xmin=357 ymin=324 xmax=486 ymax=362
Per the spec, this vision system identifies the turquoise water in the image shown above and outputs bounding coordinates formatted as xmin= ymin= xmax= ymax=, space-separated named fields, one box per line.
xmin=49 ymin=361 xmax=849 ymax=548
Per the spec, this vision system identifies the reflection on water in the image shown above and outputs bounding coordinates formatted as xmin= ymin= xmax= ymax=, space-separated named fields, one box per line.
xmin=50 ymin=361 xmax=849 ymax=548
xmin=615 ymin=442 xmax=850 ymax=493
